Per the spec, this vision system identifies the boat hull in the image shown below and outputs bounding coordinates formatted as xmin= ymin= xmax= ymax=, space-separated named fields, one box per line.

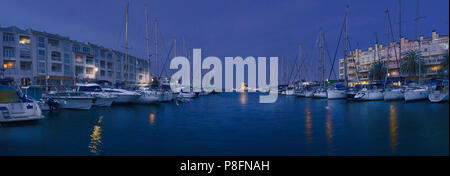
xmin=113 ymin=94 xmax=140 ymax=104
xmin=54 ymin=98 xmax=94 ymax=110
xmin=313 ymin=91 xmax=327 ymax=98
xmin=428 ymin=92 xmax=449 ymax=103
xmin=93 ymin=97 xmax=115 ymax=107
xmin=0 ymin=102 xmax=44 ymax=123
xmin=404 ymin=90 xmax=429 ymax=102
xmin=384 ymin=90 xmax=404 ymax=101
xmin=354 ymin=91 xmax=384 ymax=101
xmin=327 ymin=89 xmax=347 ymax=99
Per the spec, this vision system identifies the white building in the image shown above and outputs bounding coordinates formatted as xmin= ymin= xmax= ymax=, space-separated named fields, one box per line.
xmin=0 ymin=25 xmax=150 ymax=88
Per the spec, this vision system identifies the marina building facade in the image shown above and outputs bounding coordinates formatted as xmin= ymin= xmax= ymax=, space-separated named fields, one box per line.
xmin=339 ymin=31 xmax=449 ymax=84
xmin=0 ymin=25 xmax=150 ymax=88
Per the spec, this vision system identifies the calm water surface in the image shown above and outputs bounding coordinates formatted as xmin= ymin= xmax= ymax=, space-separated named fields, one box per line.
xmin=0 ymin=92 xmax=448 ymax=155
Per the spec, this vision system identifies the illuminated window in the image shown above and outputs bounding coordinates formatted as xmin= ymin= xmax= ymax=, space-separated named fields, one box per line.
xmin=19 ymin=36 xmax=30 ymax=44
xmin=76 ymin=55 xmax=83 ymax=63
xmin=86 ymin=67 xmax=94 ymax=74
xmin=3 ymin=60 xmax=15 ymax=69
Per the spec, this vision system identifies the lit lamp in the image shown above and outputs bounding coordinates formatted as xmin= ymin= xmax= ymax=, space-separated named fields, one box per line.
xmin=94 ymin=67 xmax=99 ymax=72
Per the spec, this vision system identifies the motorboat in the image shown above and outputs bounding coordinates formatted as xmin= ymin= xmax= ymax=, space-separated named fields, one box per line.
xmin=327 ymin=84 xmax=347 ymax=99
xmin=177 ymin=89 xmax=197 ymax=98
xmin=102 ymin=88 xmax=141 ymax=104
xmin=135 ymin=90 xmax=161 ymax=104
xmin=428 ymin=81 xmax=449 ymax=103
xmin=21 ymin=85 xmax=60 ymax=111
xmin=384 ymin=87 xmax=404 ymax=101
xmin=404 ymin=84 xmax=430 ymax=102
xmin=76 ymin=83 xmax=117 ymax=107
xmin=47 ymin=91 xmax=95 ymax=110
xmin=0 ymin=85 xmax=44 ymax=123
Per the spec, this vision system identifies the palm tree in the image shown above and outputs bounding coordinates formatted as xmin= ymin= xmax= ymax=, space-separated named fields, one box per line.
xmin=439 ymin=54 xmax=449 ymax=76
xmin=369 ymin=61 xmax=387 ymax=81
xmin=400 ymin=50 xmax=426 ymax=80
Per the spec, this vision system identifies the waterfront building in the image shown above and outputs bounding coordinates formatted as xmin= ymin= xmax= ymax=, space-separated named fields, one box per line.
xmin=0 ymin=25 xmax=150 ymax=88
xmin=339 ymin=30 xmax=449 ymax=85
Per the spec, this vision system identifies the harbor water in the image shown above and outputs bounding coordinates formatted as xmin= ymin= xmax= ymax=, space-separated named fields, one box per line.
xmin=0 ymin=92 xmax=448 ymax=156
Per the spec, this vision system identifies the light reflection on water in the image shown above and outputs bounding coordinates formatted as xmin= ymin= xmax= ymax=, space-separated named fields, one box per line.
xmin=305 ymin=101 xmax=312 ymax=151
xmin=149 ymin=113 xmax=155 ymax=125
xmin=390 ymin=104 xmax=398 ymax=154
xmin=88 ymin=116 xmax=103 ymax=155
xmin=326 ymin=103 xmax=333 ymax=154
xmin=239 ymin=92 xmax=248 ymax=105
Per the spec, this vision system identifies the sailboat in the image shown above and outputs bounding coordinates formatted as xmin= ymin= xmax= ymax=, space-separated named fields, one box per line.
xmin=428 ymin=80 xmax=449 ymax=103
xmin=313 ymin=29 xmax=328 ymax=98
xmin=328 ymin=6 xmax=350 ymax=99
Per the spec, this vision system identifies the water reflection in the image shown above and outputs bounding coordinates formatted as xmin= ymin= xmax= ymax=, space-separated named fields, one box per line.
xmin=88 ymin=116 xmax=103 ymax=155
xmin=326 ymin=104 xmax=333 ymax=154
xmin=149 ymin=113 xmax=155 ymax=125
xmin=305 ymin=101 xmax=312 ymax=150
xmin=239 ymin=92 xmax=248 ymax=105
xmin=389 ymin=104 xmax=398 ymax=154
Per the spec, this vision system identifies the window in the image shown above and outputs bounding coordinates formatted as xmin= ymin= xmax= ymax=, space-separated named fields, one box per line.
xmin=75 ymin=66 xmax=84 ymax=74
xmin=64 ymin=53 xmax=71 ymax=64
xmin=48 ymin=39 xmax=59 ymax=46
xmin=51 ymin=51 xmax=61 ymax=61
xmin=2 ymin=33 xmax=14 ymax=42
xmin=3 ymin=47 xmax=15 ymax=58
xmin=107 ymin=71 xmax=113 ymax=77
xmin=63 ymin=41 xmax=71 ymax=51
xmin=107 ymin=53 xmax=112 ymax=60
xmin=72 ymin=44 xmax=80 ymax=52
xmin=3 ymin=60 xmax=15 ymax=69
xmin=86 ymin=57 xmax=94 ymax=65
xmin=37 ymin=37 xmax=45 ymax=47
xmin=75 ymin=55 xmax=83 ymax=63
xmin=100 ymin=60 xmax=105 ymax=68
xmin=116 ymin=72 xmax=121 ymax=79
xmin=107 ymin=62 xmax=113 ymax=69
xmin=100 ymin=50 xmax=105 ymax=58
xmin=64 ymin=64 xmax=71 ymax=75
xmin=93 ymin=49 xmax=99 ymax=57
xmin=20 ymin=48 xmax=31 ymax=58
xmin=38 ymin=62 xmax=46 ymax=73
xmin=37 ymin=49 xmax=46 ymax=60
xmin=86 ymin=67 xmax=94 ymax=74
xmin=19 ymin=36 xmax=30 ymax=45
xmin=82 ymin=47 xmax=90 ymax=53
xmin=51 ymin=63 xmax=62 ymax=72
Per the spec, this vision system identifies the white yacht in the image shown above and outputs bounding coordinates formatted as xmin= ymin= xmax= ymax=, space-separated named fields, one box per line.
xmin=0 ymin=85 xmax=44 ymax=122
xmin=404 ymin=85 xmax=430 ymax=102
xmin=353 ymin=86 xmax=384 ymax=101
xmin=76 ymin=83 xmax=117 ymax=107
xmin=135 ymin=89 xmax=161 ymax=104
xmin=47 ymin=91 xmax=94 ymax=110
xmin=102 ymin=88 xmax=141 ymax=104
xmin=327 ymin=84 xmax=347 ymax=99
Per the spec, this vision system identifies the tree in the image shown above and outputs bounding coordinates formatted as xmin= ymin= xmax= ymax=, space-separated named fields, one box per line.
xmin=400 ymin=50 xmax=426 ymax=80
xmin=439 ymin=54 xmax=449 ymax=76
xmin=369 ymin=61 xmax=387 ymax=81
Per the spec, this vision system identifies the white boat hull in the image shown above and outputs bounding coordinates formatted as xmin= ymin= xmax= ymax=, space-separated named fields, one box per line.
xmin=404 ymin=90 xmax=429 ymax=102
xmin=428 ymin=92 xmax=449 ymax=103
xmin=285 ymin=89 xmax=295 ymax=96
xmin=327 ymin=89 xmax=347 ymax=99
xmin=354 ymin=90 xmax=384 ymax=101
xmin=178 ymin=92 xmax=196 ymax=98
xmin=313 ymin=91 xmax=327 ymax=98
xmin=114 ymin=94 xmax=141 ymax=104
xmin=93 ymin=97 xmax=115 ymax=107
xmin=304 ymin=90 xmax=314 ymax=98
xmin=159 ymin=92 xmax=174 ymax=102
xmin=136 ymin=95 xmax=160 ymax=104
xmin=54 ymin=98 xmax=94 ymax=110
xmin=384 ymin=90 xmax=404 ymax=101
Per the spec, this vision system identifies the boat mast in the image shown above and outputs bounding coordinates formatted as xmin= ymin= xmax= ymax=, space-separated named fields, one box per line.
xmin=320 ymin=28 xmax=326 ymax=86
xmin=385 ymin=9 xmax=391 ymax=89
xmin=398 ymin=0 xmax=402 ymax=77
xmin=343 ymin=5 xmax=349 ymax=86
xmin=125 ymin=3 xmax=129 ymax=84
xmin=415 ymin=0 xmax=424 ymax=84
xmin=154 ymin=19 xmax=159 ymax=79
xmin=145 ymin=6 xmax=151 ymax=82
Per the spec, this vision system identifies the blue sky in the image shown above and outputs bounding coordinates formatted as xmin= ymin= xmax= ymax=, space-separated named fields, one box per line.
xmin=1 ymin=0 xmax=448 ymax=82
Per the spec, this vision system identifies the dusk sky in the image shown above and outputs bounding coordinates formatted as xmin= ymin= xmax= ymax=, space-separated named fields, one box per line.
xmin=1 ymin=0 xmax=448 ymax=82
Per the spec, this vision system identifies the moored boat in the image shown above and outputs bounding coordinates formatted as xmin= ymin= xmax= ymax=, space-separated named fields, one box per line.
xmin=0 ymin=85 xmax=44 ymax=123
xmin=103 ymin=88 xmax=141 ymax=104
xmin=76 ymin=83 xmax=117 ymax=107
xmin=47 ymin=91 xmax=95 ymax=110
xmin=404 ymin=85 xmax=430 ymax=102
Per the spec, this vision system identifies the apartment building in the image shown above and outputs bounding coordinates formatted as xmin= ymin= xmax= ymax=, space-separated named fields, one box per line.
xmin=339 ymin=30 xmax=449 ymax=84
xmin=0 ymin=25 xmax=150 ymax=87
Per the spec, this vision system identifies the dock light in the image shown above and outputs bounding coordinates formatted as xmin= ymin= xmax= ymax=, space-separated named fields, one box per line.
xmin=94 ymin=67 xmax=98 ymax=72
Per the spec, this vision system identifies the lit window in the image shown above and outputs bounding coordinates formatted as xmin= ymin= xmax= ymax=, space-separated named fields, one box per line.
xmin=3 ymin=60 xmax=15 ymax=69
xmin=19 ymin=36 xmax=30 ymax=44
xmin=76 ymin=56 xmax=83 ymax=63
